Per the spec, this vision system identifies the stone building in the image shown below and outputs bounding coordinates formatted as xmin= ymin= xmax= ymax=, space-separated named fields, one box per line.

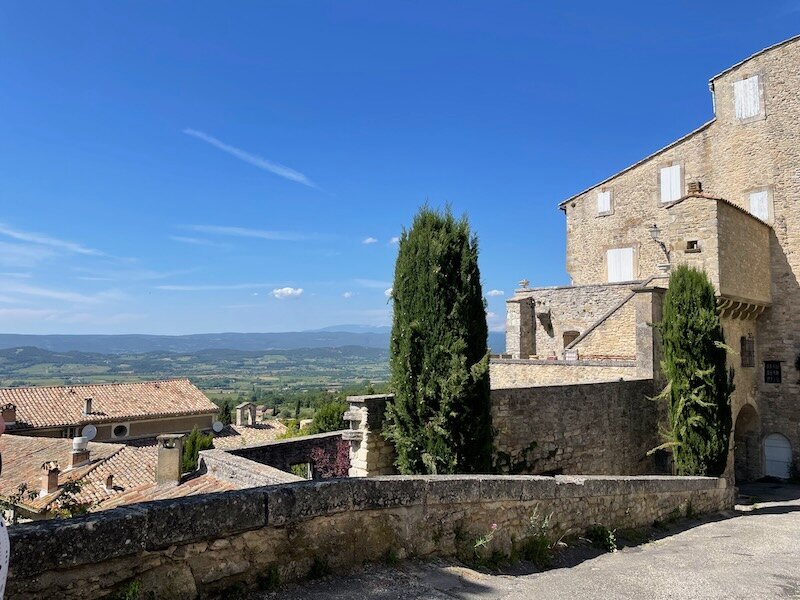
xmin=497 ymin=35 xmax=800 ymax=483
xmin=0 ymin=379 xmax=219 ymax=442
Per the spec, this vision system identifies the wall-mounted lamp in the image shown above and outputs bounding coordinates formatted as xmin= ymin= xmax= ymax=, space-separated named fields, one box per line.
xmin=648 ymin=223 xmax=671 ymax=269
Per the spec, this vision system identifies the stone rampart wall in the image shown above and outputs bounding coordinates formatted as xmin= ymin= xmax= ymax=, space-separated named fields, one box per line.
xmin=7 ymin=474 xmax=732 ymax=599
xmin=199 ymin=449 xmax=303 ymax=487
xmin=228 ymin=431 xmax=345 ymax=477
xmin=492 ymin=379 xmax=665 ymax=475
xmin=490 ymin=359 xmax=638 ymax=388
xmin=506 ymin=282 xmax=634 ymax=358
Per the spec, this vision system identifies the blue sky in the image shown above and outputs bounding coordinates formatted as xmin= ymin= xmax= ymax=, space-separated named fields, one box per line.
xmin=2 ymin=2 xmax=799 ymax=335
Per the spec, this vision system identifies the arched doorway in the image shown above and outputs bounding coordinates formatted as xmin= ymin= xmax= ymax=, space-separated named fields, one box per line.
xmin=763 ymin=433 xmax=793 ymax=479
xmin=733 ymin=404 xmax=760 ymax=483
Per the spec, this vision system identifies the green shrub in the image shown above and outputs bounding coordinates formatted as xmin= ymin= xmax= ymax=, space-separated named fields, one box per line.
xmin=521 ymin=507 xmax=555 ymax=567
xmin=307 ymin=400 xmax=347 ymax=434
xmin=586 ymin=525 xmax=616 ymax=553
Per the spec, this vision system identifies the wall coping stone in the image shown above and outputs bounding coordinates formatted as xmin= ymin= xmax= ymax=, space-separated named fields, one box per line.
xmin=227 ymin=430 xmax=346 ymax=453
xmin=8 ymin=474 xmax=729 ymax=580
xmin=491 ymin=358 xmax=637 ymax=367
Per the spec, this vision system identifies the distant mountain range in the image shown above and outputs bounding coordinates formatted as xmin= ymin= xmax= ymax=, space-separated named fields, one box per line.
xmin=0 ymin=329 xmax=505 ymax=354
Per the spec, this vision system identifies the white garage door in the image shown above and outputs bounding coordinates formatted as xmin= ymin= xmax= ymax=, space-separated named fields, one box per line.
xmin=763 ymin=433 xmax=792 ymax=479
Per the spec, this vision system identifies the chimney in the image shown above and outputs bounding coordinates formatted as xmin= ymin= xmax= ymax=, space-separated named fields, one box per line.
xmin=105 ymin=474 xmax=114 ymax=492
xmin=82 ymin=397 xmax=93 ymax=416
xmin=1 ymin=403 xmax=16 ymax=426
xmin=687 ymin=181 xmax=703 ymax=194
xmin=40 ymin=461 xmax=60 ymax=497
xmin=69 ymin=436 xmax=90 ymax=470
xmin=156 ymin=433 xmax=184 ymax=485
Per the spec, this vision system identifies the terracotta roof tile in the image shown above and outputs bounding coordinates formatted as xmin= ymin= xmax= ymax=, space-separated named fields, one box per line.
xmin=1 ymin=379 xmax=218 ymax=430
xmin=0 ymin=435 xmax=252 ymax=516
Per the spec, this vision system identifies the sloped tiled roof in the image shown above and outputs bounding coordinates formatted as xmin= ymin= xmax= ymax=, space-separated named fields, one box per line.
xmin=0 ymin=435 xmax=251 ymax=516
xmin=1 ymin=379 xmax=218 ymax=430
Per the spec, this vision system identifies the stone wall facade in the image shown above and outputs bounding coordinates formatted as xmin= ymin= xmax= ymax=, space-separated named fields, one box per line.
xmin=492 ymin=379 xmax=665 ymax=475
xmin=497 ymin=286 xmax=664 ymax=387
xmin=490 ymin=360 xmax=638 ymax=388
xmin=506 ymin=282 xmax=633 ymax=359
xmin=505 ymin=36 xmax=800 ymax=480
xmin=228 ymin=431 xmax=345 ymax=478
xmin=6 ymin=474 xmax=733 ymax=599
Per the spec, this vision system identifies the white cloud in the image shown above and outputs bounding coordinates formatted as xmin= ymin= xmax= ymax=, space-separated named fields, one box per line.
xmin=169 ymin=236 xmax=229 ymax=248
xmin=384 ymin=287 xmax=393 ymax=298
xmin=486 ymin=289 xmax=505 ymax=297
xmin=362 ymin=237 xmax=378 ymax=245
xmin=156 ymin=282 xmax=275 ymax=292
xmin=487 ymin=311 xmax=497 ymax=318
xmin=389 ymin=236 xmax=400 ymax=245
xmin=58 ymin=312 xmax=145 ymax=325
xmin=272 ymin=287 xmax=304 ymax=299
xmin=0 ymin=241 xmax=55 ymax=268
xmin=0 ymin=308 xmax=60 ymax=320
xmin=1 ymin=281 xmax=121 ymax=304
xmin=182 ymin=225 xmax=311 ymax=242
xmin=183 ymin=128 xmax=317 ymax=188
xmin=0 ymin=223 xmax=103 ymax=256
xmin=354 ymin=278 xmax=392 ymax=289
xmin=0 ymin=272 xmax=32 ymax=279
xmin=75 ymin=266 xmax=195 ymax=282
xmin=342 ymin=291 xmax=354 ymax=299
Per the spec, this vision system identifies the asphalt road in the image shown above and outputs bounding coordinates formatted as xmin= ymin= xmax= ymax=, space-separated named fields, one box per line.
xmin=257 ymin=483 xmax=800 ymax=600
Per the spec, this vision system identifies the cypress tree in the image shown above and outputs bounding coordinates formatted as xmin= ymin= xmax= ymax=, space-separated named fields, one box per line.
xmin=384 ymin=205 xmax=493 ymax=474
xmin=656 ymin=265 xmax=733 ymax=476
xmin=182 ymin=426 xmax=214 ymax=473
xmin=219 ymin=398 xmax=233 ymax=426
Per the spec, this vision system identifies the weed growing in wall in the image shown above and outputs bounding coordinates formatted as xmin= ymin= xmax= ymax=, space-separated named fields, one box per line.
xmin=586 ymin=524 xmax=617 ymax=553
xmin=520 ymin=506 xmax=556 ymax=568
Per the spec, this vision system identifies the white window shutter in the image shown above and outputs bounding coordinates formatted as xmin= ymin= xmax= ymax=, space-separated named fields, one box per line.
xmin=734 ymin=76 xmax=760 ymax=120
xmin=597 ymin=191 xmax=611 ymax=214
xmin=660 ymin=164 xmax=681 ymax=203
xmin=669 ymin=164 xmax=681 ymax=200
xmin=607 ymin=248 xmax=634 ymax=282
xmin=749 ymin=190 xmax=769 ymax=221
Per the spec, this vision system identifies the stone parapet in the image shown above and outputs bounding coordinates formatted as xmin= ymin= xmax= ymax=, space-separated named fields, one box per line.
xmin=7 ymin=474 xmax=733 ymax=599
xmin=227 ymin=431 xmax=345 ymax=477
xmin=345 ymin=394 xmax=396 ymax=477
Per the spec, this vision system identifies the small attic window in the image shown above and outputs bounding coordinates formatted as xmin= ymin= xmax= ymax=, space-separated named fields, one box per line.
xmin=596 ymin=190 xmax=613 ymax=216
xmin=685 ymin=240 xmax=701 ymax=253
xmin=734 ymin=75 xmax=762 ymax=121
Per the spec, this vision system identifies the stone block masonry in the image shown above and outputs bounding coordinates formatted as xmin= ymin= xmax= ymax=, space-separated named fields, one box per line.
xmin=492 ymin=379 xmax=666 ymax=475
xmin=6 ymin=474 xmax=732 ymax=599
xmin=227 ymin=430 xmax=345 ymax=477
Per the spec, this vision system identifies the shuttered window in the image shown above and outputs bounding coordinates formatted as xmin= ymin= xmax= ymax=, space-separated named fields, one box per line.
xmin=749 ymin=190 xmax=769 ymax=221
xmin=660 ymin=164 xmax=682 ymax=203
xmin=597 ymin=191 xmax=612 ymax=214
xmin=607 ymin=247 xmax=634 ymax=282
xmin=734 ymin=76 xmax=761 ymax=120
xmin=740 ymin=336 xmax=755 ymax=368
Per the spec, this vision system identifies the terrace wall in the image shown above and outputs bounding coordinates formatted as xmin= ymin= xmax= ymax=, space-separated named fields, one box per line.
xmin=7 ymin=474 xmax=732 ymax=599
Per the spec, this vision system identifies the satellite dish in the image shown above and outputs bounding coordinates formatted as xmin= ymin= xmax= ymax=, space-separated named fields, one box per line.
xmin=212 ymin=421 xmax=224 ymax=433
xmin=82 ymin=424 xmax=98 ymax=441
